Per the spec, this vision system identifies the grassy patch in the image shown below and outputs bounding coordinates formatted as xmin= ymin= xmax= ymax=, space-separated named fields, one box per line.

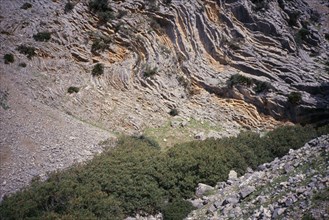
xmin=144 ymin=118 xmax=223 ymax=149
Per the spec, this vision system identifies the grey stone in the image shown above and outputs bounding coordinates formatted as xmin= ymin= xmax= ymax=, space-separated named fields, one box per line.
xmin=239 ymin=186 xmax=256 ymax=199
xmin=194 ymin=132 xmax=206 ymax=140
xmin=223 ymin=195 xmax=240 ymax=205
xmin=228 ymin=170 xmax=238 ymax=180
xmin=195 ymin=183 xmax=214 ymax=197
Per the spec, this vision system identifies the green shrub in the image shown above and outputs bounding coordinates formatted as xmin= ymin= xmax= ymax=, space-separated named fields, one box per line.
xmin=4 ymin=53 xmax=14 ymax=64
xmin=19 ymin=62 xmax=27 ymax=67
xmin=16 ymin=45 xmax=36 ymax=59
xmin=288 ymin=11 xmax=300 ymax=27
xmin=0 ymin=125 xmax=323 ymax=219
xmin=143 ymin=66 xmax=157 ymax=78
xmin=64 ymin=2 xmax=75 ymax=13
xmin=33 ymin=32 xmax=51 ymax=42
xmin=89 ymin=0 xmax=114 ymax=23
xmin=92 ymin=63 xmax=104 ymax=76
xmin=251 ymin=0 xmax=269 ymax=11
xmin=21 ymin=2 xmax=32 ymax=10
xmin=288 ymin=91 xmax=302 ymax=105
xmin=67 ymin=87 xmax=80 ymax=94
xmin=162 ymin=199 xmax=195 ymax=220
xmin=295 ymin=28 xmax=310 ymax=45
xmin=169 ymin=108 xmax=178 ymax=116
xmin=227 ymin=74 xmax=253 ymax=87
xmin=91 ymin=37 xmax=111 ymax=54
xmin=253 ymin=81 xmax=271 ymax=93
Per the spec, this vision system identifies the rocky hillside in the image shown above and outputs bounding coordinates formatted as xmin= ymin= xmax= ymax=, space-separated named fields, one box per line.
xmin=188 ymin=135 xmax=329 ymax=220
xmin=0 ymin=0 xmax=328 ymax=202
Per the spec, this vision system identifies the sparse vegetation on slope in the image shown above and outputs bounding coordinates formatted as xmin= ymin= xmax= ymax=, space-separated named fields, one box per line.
xmin=0 ymin=125 xmax=327 ymax=219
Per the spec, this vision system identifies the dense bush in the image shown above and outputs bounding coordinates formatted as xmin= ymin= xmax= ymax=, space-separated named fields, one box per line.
xmin=64 ymin=1 xmax=75 ymax=13
xmin=295 ymin=28 xmax=310 ymax=45
xmin=227 ymin=74 xmax=253 ymax=87
xmin=21 ymin=2 xmax=32 ymax=10
xmin=16 ymin=45 xmax=36 ymax=59
xmin=253 ymin=81 xmax=271 ymax=93
xmin=0 ymin=125 xmax=327 ymax=219
xmin=19 ymin=62 xmax=27 ymax=68
xmin=169 ymin=108 xmax=179 ymax=116
xmin=251 ymin=0 xmax=269 ymax=11
xmin=3 ymin=54 xmax=14 ymax=64
xmin=143 ymin=65 xmax=157 ymax=78
xmin=162 ymin=199 xmax=195 ymax=220
xmin=33 ymin=32 xmax=51 ymax=42
xmin=91 ymin=37 xmax=111 ymax=54
xmin=89 ymin=0 xmax=115 ymax=23
xmin=67 ymin=86 xmax=80 ymax=94
xmin=288 ymin=91 xmax=302 ymax=105
xmin=92 ymin=63 xmax=104 ymax=76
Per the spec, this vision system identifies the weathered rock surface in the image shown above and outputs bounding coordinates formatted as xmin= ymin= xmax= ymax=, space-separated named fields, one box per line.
xmin=187 ymin=135 xmax=329 ymax=219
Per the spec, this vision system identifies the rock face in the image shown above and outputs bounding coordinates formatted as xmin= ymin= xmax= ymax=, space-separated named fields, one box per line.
xmin=0 ymin=0 xmax=328 ymax=200
xmin=187 ymin=135 xmax=329 ymax=219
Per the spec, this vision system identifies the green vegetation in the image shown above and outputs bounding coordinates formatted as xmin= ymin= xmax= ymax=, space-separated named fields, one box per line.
xmin=227 ymin=74 xmax=271 ymax=94
xmin=19 ymin=62 xmax=27 ymax=68
xmin=144 ymin=118 xmax=222 ymax=148
xmin=89 ymin=0 xmax=115 ymax=23
xmin=251 ymin=0 xmax=269 ymax=11
xmin=253 ymin=81 xmax=271 ymax=93
xmin=64 ymin=1 xmax=75 ymax=13
xmin=288 ymin=91 xmax=302 ymax=105
xmin=91 ymin=36 xmax=111 ymax=54
xmin=16 ymin=45 xmax=36 ymax=59
xmin=1 ymin=125 xmax=327 ymax=219
xmin=67 ymin=86 xmax=80 ymax=94
xmin=92 ymin=63 xmax=104 ymax=76
xmin=169 ymin=108 xmax=178 ymax=116
xmin=3 ymin=54 xmax=14 ymax=64
xmin=143 ymin=65 xmax=157 ymax=78
xmin=162 ymin=199 xmax=195 ymax=220
xmin=227 ymin=74 xmax=253 ymax=87
xmin=33 ymin=32 xmax=51 ymax=42
xmin=295 ymin=28 xmax=310 ymax=45
xmin=21 ymin=2 xmax=32 ymax=10
xmin=288 ymin=11 xmax=300 ymax=27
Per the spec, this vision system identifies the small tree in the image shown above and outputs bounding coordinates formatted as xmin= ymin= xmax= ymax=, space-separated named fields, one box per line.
xmin=33 ymin=32 xmax=51 ymax=42
xmin=4 ymin=54 xmax=14 ymax=64
xmin=92 ymin=63 xmax=104 ymax=76
xmin=288 ymin=91 xmax=302 ymax=105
